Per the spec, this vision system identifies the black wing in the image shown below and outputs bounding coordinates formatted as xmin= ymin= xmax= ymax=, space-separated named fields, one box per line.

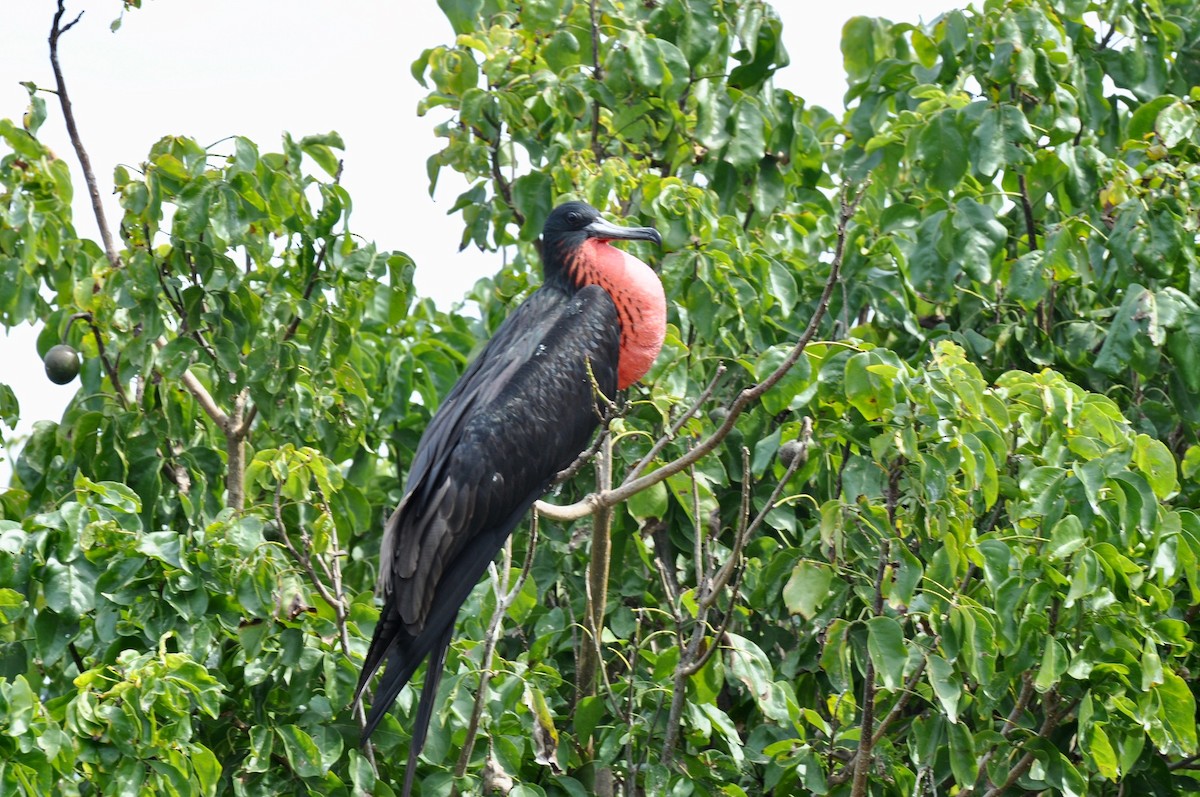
xmin=355 ymin=283 xmax=619 ymax=741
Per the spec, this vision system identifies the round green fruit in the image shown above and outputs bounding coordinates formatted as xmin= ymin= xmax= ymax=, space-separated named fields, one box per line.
xmin=44 ymin=343 xmax=81 ymax=385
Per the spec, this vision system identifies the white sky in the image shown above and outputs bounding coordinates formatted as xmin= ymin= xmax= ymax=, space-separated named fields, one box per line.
xmin=0 ymin=0 xmax=961 ymax=484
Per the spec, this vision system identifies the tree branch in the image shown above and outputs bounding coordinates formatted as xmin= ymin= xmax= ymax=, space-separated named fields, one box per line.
xmin=273 ymin=481 xmax=375 ymax=767
xmin=577 ymin=435 xmax=614 ymax=699
xmin=283 ymin=238 xmax=331 ymax=343
xmin=66 ymin=312 xmax=128 ymax=406
xmin=624 ymin=363 xmax=726 ymax=485
xmin=535 ymin=181 xmax=867 ymax=522
xmin=49 ymin=1 xmax=119 ymax=270
xmin=849 ymin=540 xmax=890 ymax=797
xmin=589 ymin=0 xmax=604 ymax=161
xmin=156 ymin=337 xmax=229 ymax=427
xmin=226 ymin=389 xmax=247 ymax=511
xmin=489 ymin=122 xmax=524 ymax=228
xmin=979 ymin=693 xmax=1076 ymax=797
xmin=452 ymin=516 xmax=539 ymax=793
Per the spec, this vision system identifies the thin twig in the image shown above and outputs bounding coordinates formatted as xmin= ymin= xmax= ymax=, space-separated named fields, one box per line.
xmin=967 ymin=604 xmax=1060 ymax=795
xmin=979 ymin=694 xmax=1077 ymax=797
xmin=225 ymin=389 xmax=247 ymax=512
xmin=68 ymin=312 xmax=128 ymax=406
xmin=849 ymin=541 xmax=891 ymax=797
xmin=624 ymin=364 xmax=726 ymax=484
xmin=274 ymin=484 xmax=340 ymax=613
xmin=272 ymin=482 xmax=375 ymax=766
xmin=452 ymin=515 xmax=539 ymax=792
xmin=552 ymin=423 xmax=609 ymax=486
xmin=828 ymin=656 xmax=929 ymax=787
xmin=453 ymin=554 xmax=509 ymax=788
xmin=489 ymin=121 xmax=525 ymax=228
xmin=577 ymin=436 xmax=614 ymax=699
xmin=1169 ymin=753 xmax=1200 ymax=772
xmin=283 ymin=239 xmax=331 ymax=342
xmin=662 ymin=607 xmax=709 ymax=765
xmin=589 ymin=0 xmax=604 ymax=161
xmin=154 ymin=337 xmax=228 ymax=426
xmin=49 ymin=1 xmax=119 ymax=269
xmin=705 ymin=426 xmax=807 ymax=605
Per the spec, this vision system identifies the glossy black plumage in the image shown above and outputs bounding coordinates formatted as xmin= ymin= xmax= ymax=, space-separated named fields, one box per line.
xmin=354 ymin=203 xmax=661 ymax=795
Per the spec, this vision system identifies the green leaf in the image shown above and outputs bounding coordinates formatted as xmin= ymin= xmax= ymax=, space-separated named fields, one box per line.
xmin=1088 ymin=723 xmax=1120 ymax=781
xmin=438 ymin=0 xmax=484 ymax=35
xmin=627 ymin=478 xmax=667 ymax=520
xmin=755 ymin=344 xmax=813 ymax=415
xmin=1047 ymin=515 xmax=1085 ymax=561
xmin=0 ymin=587 xmax=27 ymax=622
xmin=783 ymin=560 xmax=833 ymax=620
xmin=1133 ymin=433 xmax=1177 ymax=499
xmin=190 ymin=743 xmax=221 ymax=797
xmin=1008 ymin=251 xmax=1048 ymax=309
xmin=726 ymin=633 xmax=776 ymax=713
xmin=574 ymin=695 xmax=605 ymax=744
xmin=918 ymin=111 xmax=968 ymax=191
xmin=887 ymin=542 xmax=923 ymax=609
xmin=726 ymin=98 xmax=767 ymax=170
xmin=518 ymin=0 xmax=565 ymax=31
xmin=820 ymin=619 xmax=853 ymax=693
xmin=926 ymin=653 xmax=960 ymax=723
xmin=276 ymin=725 xmax=323 ymax=778
xmin=1127 ymin=95 xmax=1175 ymax=142
xmin=842 ymin=16 xmax=883 ymax=81
xmin=1155 ymin=669 xmax=1198 ymax=753
xmin=136 ymin=531 xmax=188 ymax=572
xmin=953 ymin=198 xmax=1005 ymax=283
xmin=845 ymin=351 xmax=892 ymax=421
xmin=1035 ymin=639 xmax=1068 ymax=692
xmin=1156 ymin=101 xmax=1198 ymax=148
xmin=866 ymin=616 xmax=907 ymax=690
xmin=511 ymin=171 xmax=552 ymax=241
xmin=947 ymin=720 xmax=978 ymax=786
xmin=1094 ymin=284 xmax=1158 ymax=377
xmin=971 ymin=106 xmax=1005 ymax=176
xmin=42 ymin=559 xmax=95 ymax=619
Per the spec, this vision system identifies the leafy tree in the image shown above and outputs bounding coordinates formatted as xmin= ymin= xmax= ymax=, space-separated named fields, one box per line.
xmin=3 ymin=0 xmax=1200 ymax=795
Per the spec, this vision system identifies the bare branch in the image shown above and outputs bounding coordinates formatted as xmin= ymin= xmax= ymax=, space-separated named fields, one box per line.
xmin=49 ymin=1 xmax=119 ymax=269
xmin=273 ymin=481 xmax=374 ymax=764
xmin=589 ymin=0 xmax=604 ymax=161
xmin=155 ymin=337 xmax=229 ymax=427
xmin=849 ymin=542 xmax=891 ymax=797
xmin=283 ymin=239 xmax=331 ymax=343
xmin=489 ymin=122 xmax=525 ymax=228
xmin=979 ymin=694 xmax=1077 ymax=797
xmin=576 ymin=436 xmax=614 ymax=699
xmin=625 ymin=363 xmax=727 ymax=485
xmin=225 ymin=389 xmax=247 ymax=511
xmin=706 ymin=422 xmax=809 ymax=605
xmin=453 ymin=515 xmax=540 ymax=792
xmin=68 ymin=312 xmax=128 ymax=406
xmin=536 ymin=181 xmax=867 ymax=522
xmin=829 ymin=655 xmax=929 ymax=787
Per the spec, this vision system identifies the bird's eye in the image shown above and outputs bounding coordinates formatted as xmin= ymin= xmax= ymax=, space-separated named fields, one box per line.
xmin=567 ymin=211 xmax=582 ymax=226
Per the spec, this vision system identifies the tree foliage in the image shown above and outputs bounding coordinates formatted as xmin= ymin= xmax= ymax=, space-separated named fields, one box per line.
xmin=4 ymin=0 xmax=1200 ymax=795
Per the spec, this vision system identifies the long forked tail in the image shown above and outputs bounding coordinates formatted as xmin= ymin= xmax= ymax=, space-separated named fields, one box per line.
xmin=397 ymin=626 xmax=453 ymax=797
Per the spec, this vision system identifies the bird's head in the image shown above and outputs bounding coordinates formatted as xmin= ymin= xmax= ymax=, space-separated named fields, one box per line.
xmin=541 ymin=201 xmax=662 ymax=287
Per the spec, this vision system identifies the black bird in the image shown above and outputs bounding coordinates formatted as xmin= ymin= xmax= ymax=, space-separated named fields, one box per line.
xmin=354 ymin=201 xmax=665 ymax=794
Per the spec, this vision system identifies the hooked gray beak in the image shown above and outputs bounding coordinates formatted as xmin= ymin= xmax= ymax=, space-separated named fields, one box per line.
xmin=584 ymin=217 xmax=663 ymax=248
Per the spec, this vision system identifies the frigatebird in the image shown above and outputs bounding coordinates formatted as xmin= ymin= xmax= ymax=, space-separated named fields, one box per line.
xmin=354 ymin=201 xmax=665 ymax=794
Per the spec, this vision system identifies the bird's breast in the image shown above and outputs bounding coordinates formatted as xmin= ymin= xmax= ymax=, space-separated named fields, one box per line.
xmin=576 ymin=240 xmax=666 ymax=388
